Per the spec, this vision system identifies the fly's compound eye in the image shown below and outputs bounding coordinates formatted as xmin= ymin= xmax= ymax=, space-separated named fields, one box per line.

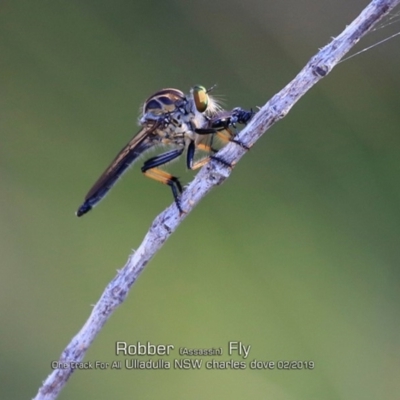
xmin=192 ymin=85 xmax=208 ymax=113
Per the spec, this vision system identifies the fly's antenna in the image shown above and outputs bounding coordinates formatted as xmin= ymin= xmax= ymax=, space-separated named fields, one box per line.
xmin=206 ymin=84 xmax=217 ymax=93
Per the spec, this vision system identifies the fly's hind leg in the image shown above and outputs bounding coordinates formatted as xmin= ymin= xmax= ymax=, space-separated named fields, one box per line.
xmin=141 ymin=148 xmax=185 ymax=213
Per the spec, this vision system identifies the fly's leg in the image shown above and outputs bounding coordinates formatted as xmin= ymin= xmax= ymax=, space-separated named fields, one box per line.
xmin=195 ymin=107 xmax=254 ymax=150
xmin=195 ymin=107 xmax=254 ymax=167
xmin=141 ymin=148 xmax=185 ymax=213
xmin=191 ymin=130 xmax=235 ymax=169
xmin=185 ymin=140 xmax=220 ymax=171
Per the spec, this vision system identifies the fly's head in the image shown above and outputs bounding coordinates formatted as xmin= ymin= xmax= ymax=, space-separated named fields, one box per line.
xmin=175 ymin=85 xmax=220 ymax=134
xmin=190 ymin=84 xmax=221 ymax=115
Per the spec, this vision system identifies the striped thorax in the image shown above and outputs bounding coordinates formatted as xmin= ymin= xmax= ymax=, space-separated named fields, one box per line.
xmin=139 ymin=85 xmax=221 ymax=146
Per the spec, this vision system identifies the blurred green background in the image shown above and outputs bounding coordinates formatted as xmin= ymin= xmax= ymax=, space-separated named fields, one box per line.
xmin=1 ymin=0 xmax=400 ymax=399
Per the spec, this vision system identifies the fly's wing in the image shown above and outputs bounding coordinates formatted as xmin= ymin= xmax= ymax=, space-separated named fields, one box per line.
xmin=76 ymin=123 xmax=159 ymax=217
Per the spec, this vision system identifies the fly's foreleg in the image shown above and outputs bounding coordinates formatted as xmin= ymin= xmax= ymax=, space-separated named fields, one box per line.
xmin=195 ymin=107 xmax=254 ymax=150
xmin=196 ymin=107 xmax=254 ymax=167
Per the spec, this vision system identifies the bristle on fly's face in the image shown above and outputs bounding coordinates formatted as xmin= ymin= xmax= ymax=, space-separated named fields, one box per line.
xmin=206 ymin=94 xmax=224 ymax=116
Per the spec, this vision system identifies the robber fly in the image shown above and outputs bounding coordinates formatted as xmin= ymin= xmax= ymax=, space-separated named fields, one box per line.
xmin=76 ymin=85 xmax=253 ymax=217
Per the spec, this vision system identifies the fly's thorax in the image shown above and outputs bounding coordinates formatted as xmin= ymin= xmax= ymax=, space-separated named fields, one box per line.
xmin=140 ymin=88 xmax=187 ymax=125
xmin=138 ymin=85 xmax=221 ymax=141
xmin=166 ymin=110 xmax=198 ymax=143
xmin=146 ymin=111 xmax=191 ymax=148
